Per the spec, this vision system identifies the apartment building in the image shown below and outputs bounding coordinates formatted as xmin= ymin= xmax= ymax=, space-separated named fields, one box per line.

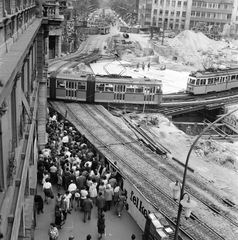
xmin=0 ymin=1 xmax=63 ymax=239
xmin=139 ymin=0 xmax=238 ymax=31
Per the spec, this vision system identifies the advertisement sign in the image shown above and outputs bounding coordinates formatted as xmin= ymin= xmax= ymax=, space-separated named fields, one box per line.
xmin=124 ymin=179 xmax=158 ymax=230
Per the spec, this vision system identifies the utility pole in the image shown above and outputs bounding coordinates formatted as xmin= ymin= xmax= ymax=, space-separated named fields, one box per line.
xmin=162 ymin=19 xmax=167 ymax=45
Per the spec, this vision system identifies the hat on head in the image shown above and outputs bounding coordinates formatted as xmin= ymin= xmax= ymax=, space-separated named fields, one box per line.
xmin=69 ymin=237 xmax=75 ymax=240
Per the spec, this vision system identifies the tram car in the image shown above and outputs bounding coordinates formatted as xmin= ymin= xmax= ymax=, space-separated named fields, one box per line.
xmin=99 ymin=26 xmax=110 ymax=35
xmin=187 ymin=67 xmax=238 ymax=95
xmin=48 ymin=73 xmax=163 ymax=105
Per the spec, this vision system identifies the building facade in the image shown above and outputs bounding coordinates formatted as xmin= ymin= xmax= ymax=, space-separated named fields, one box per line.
xmin=139 ymin=0 xmax=238 ymax=31
xmin=0 ymin=0 xmax=63 ymax=239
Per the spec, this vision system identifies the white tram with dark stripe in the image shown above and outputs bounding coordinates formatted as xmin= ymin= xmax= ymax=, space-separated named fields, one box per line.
xmin=187 ymin=68 xmax=238 ymax=94
xmin=48 ymin=73 xmax=163 ymax=105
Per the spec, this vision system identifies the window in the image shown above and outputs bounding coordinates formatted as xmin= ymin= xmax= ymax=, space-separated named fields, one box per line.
xmin=191 ymin=11 xmax=195 ymax=16
xmin=201 ymin=12 xmax=205 ymax=17
xmin=202 ymin=2 xmax=206 ymax=8
xmin=171 ymin=11 xmax=174 ymax=16
xmin=227 ymin=14 xmax=232 ymax=20
xmin=135 ymin=86 xmax=143 ymax=93
xmin=166 ymin=0 xmax=170 ymax=6
xmin=160 ymin=0 xmax=164 ymax=4
xmin=159 ymin=10 xmax=163 ymax=15
xmin=182 ymin=11 xmax=186 ymax=17
xmin=172 ymin=1 xmax=175 ymax=7
xmin=105 ymin=84 xmax=114 ymax=92
xmin=78 ymin=82 xmax=86 ymax=90
xmin=176 ymin=18 xmax=179 ymax=22
xmin=154 ymin=9 xmax=157 ymax=14
xmin=207 ymin=13 xmax=210 ymax=18
xmin=57 ymin=80 xmax=65 ymax=88
xmin=224 ymin=4 xmax=228 ymax=10
xmin=208 ymin=3 xmax=212 ymax=8
xmin=218 ymin=4 xmax=221 ymax=9
xmin=176 ymin=11 xmax=180 ymax=17
xmin=192 ymin=2 xmax=196 ymax=7
xmin=96 ymin=83 xmax=104 ymax=91
xmin=177 ymin=1 xmax=181 ymax=7
xmin=197 ymin=2 xmax=201 ymax=7
xmin=196 ymin=12 xmax=200 ymax=17
xmin=183 ymin=1 xmax=187 ymax=6
xmin=165 ymin=10 xmax=169 ymax=16
xmin=154 ymin=0 xmax=157 ymax=3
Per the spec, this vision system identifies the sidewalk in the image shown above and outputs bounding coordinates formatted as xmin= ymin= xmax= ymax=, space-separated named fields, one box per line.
xmin=34 ymin=184 xmax=142 ymax=240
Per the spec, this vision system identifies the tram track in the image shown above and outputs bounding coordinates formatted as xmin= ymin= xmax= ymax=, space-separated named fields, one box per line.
xmin=50 ymin=101 xmax=237 ymax=240
xmin=86 ymin=104 xmax=238 ymax=227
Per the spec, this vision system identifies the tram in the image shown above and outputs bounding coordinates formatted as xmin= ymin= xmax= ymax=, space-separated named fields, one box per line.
xmin=48 ymin=73 xmax=163 ymax=105
xmin=187 ymin=67 xmax=238 ymax=95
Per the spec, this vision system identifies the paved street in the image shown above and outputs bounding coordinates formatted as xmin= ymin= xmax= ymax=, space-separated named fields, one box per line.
xmin=34 ymin=184 xmax=142 ymax=240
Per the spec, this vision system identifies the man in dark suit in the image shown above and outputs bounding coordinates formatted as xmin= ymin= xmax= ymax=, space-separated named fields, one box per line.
xmin=96 ymin=192 xmax=106 ymax=217
xmin=83 ymin=195 xmax=93 ymax=223
xmin=34 ymin=195 xmax=44 ymax=214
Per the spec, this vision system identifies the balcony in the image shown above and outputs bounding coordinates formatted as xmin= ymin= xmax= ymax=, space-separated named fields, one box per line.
xmin=42 ymin=1 xmax=64 ymax=25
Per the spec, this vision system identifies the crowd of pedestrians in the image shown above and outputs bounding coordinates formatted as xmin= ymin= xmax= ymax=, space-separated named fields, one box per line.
xmin=36 ymin=112 xmax=129 ymax=239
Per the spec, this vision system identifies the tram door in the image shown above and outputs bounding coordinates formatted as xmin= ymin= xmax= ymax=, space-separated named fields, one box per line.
xmin=65 ymin=81 xmax=77 ymax=100
xmin=143 ymin=86 xmax=155 ymax=105
xmin=114 ymin=84 xmax=125 ymax=102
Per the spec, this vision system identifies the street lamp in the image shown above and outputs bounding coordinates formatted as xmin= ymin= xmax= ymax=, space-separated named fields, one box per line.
xmin=171 ymin=107 xmax=238 ymax=240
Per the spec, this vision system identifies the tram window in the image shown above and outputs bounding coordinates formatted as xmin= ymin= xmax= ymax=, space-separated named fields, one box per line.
xmin=126 ymin=88 xmax=134 ymax=93
xmin=201 ymin=79 xmax=206 ymax=85
xmin=135 ymin=87 xmax=143 ymax=93
xmin=57 ymin=79 xmax=65 ymax=88
xmin=156 ymin=86 xmax=162 ymax=93
xmin=105 ymin=84 xmax=114 ymax=92
xmin=96 ymin=83 xmax=104 ymax=91
xmin=215 ymin=77 xmax=219 ymax=83
xmin=231 ymin=75 xmax=236 ymax=80
xmin=78 ymin=82 xmax=86 ymax=90
xmin=47 ymin=79 xmax=50 ymax=87
xmin=196 ymin=79 xmax=200 ymax=85
xmin=189 ymin=78 xmax=196 ymax=84
xmin=236 ymin=75 xmax=238 ymax=80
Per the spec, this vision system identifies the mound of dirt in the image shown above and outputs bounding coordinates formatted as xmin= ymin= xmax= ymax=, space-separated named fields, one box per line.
xmin=120 ymin=49 xmax=137 ymax=61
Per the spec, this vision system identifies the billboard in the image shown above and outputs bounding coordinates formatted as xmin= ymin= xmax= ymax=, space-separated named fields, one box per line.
xmin=124 ymin=179 xmax=158 ymax=230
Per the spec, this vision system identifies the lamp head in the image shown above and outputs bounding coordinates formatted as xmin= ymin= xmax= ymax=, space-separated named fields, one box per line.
xmin=169 ymin=180 xmax=181 ymax=200
xmin=180 ymin=196 xmax=197 ymax=219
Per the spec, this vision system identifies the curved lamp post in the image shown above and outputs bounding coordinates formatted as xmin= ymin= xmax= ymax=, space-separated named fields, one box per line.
xmin=171 ymin=107 xmax=238 ymax=240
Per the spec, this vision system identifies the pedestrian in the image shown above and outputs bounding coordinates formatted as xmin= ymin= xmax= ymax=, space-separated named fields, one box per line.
xmin=104 ymin=184 xmax=113 ymax=211
xmin=89 ymin=178 xmax=98 ymax=204
xmin=142 ymin=62 xmax=145 ymax=70
xmin=61 ymin=195 xmax=68 ymax=221
xmin=83 ymin=195 xmax=93 ymax=223
xmin=80 ymin=187 xmax=88 ymax=210
xmin=55 ymin=193 xmax=62 ymax=207
xmin=69 ymin=236 xmax=75 ymax=240
xmin=117 ymin=192 xmax=126 ymax=217
xmin=131 ymin=234 xmax=136 ymax=240
xmin=136 ymin=63 xmax=139 ymax=69
xmin=34 ymin=195 xmax=44 ymax=214
xmin=113 ymin=184 xmax=120 ymax=206
xmin=48 ymin=223 xmax=59 ymax=240
xmin=54 ymin=205 xmax=63 ymax=229
xmin=74 ymin=189 xmax=80 ymax=211
xmin=96 ymin=192 xmax=106 ymax=217
xmin=98 ymin=213 xmax=106 ymax=239
xmin=147 ymin=62 xmax=150 ymax=71
xmin=43 ymin=178 xmax=53 ymax=204
xmin=86 ymin=235 xmax=91 ymax=240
